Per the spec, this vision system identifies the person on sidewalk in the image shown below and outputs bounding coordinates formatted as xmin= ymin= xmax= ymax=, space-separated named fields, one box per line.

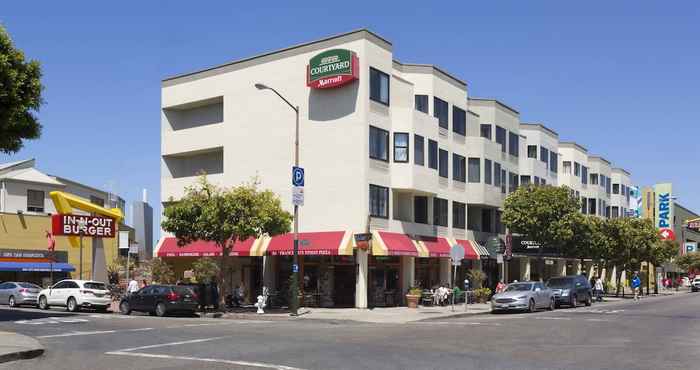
xmin=594 ymin=276 xmax=604 ymax=302
xmin=127 ymin=278 xmax=139 ymax=296
xmin=632 ymin=271 xmax=642 ymax=301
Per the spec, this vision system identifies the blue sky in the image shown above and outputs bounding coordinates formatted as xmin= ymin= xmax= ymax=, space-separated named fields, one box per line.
xmin=2 ymin=1 xmax=699 ymax=241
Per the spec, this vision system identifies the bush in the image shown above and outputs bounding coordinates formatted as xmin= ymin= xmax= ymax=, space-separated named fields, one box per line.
xmin=473 ymin=288 xmax=492 ymax=303
xmin=192 ymin=257 xmax=220 ymax=284
xmin=467 ymin=269 xmax=486 ymax=289
xmin=408 ymin=287 xmax=423 ymax=296
xmin=145 ymin=258 xmax=175 ymax=284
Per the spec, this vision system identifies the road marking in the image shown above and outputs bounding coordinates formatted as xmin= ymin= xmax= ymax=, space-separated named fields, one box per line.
xmin=15 ymin=317 xmax=90 ymax=325
xmin=412 ymin=321 xmax=502 ymax=326
xmin=535 ymin=317 xmax=571 ymax=320
xmin=110 ymin=336 xmax=229 ymax=352
xmin=37 ymin=327 xmax=153 ymax=338
xmin=585 ymin=318 xmax=610 ymax=322
xmin=105 ymin=352 xmax=307 ymax=370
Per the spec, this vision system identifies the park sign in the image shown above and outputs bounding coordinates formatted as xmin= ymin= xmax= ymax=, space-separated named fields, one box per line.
xmin=306 ymin=49 xmax=359 ymax=89
xmin=52 ymin=214 xmax=117 ymax=238
xmin=655 ymin=183 xmax=674 ymax=240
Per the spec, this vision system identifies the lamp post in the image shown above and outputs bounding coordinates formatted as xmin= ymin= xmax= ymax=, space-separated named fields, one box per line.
xmin=255 ymin=83 xmax=300 ymax=316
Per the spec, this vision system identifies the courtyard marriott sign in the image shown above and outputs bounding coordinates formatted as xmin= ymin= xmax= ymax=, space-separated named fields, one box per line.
xmin=52 ymin=214 xmax=117 ymax=238
xmin=306 ymin=49 xmax=359 ymax=89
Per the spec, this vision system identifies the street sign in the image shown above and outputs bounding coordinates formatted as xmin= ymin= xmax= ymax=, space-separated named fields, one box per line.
xmin=496 ymin=253 xmax=503 ymax=264
xmin=659 ymin=228 xmax=675 ymax=241
xmin=292 ymin=166 xmax=305 ymax=187
xmin=128 ymin=244 xmax=139 ymax=254
xmin=450 ymin=244 xmax=465 ymax=266
xmin=292 ymin=264 xmax=299 ymax=273
xmin=292 ymin=186 xmax=304 ymax=206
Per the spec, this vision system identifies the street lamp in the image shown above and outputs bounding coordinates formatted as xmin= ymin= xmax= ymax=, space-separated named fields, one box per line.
xmin=255 ymin=82 xmax=301 ymax=316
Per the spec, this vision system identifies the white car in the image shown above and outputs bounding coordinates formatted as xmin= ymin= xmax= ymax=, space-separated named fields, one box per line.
xmin=37 ymin=279 xmax=111 ymax=312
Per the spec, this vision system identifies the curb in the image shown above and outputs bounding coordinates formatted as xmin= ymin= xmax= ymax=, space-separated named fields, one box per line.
xmin=0 ymin=348 xmax=44 ymax=364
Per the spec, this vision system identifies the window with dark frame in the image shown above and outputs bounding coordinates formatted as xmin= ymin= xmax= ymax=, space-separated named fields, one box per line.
xmin=369 ymin=67 xmax=390 ymax=105
xmin=468 ymin=158 xmax=481 ymax=183
xmin=527 ymin=145 xmax=537 ymax=159
xmin=534 ymin=176 xmax=540 ymax=186
xmin=434 ymin=97 xmax=449 ymax=129
xmin=574 ymin=162 xmax=581 ymax=177
xmin=540 ymin=147 xmax=549 ymax=169
xmin=369 ymin=184 xmax=389 ymax=218
xmin=494 ymin=162 xmax=502 ymax=187
xmin=452 ymin=106 xmax=466 ymax=136
xmin=414 ymin=135 xmax=424 ymax=166
xmin=496 ymin=126 xmax=506 ymax=152
xmin=27 ymin=189 xmax=45 ymax=213
xmin=484 ymin=159 xmax=492 ymax=185
xmin=393 ymin=132 xmax=409 ymax=163
xmin=563 ymin=161 xmax=572 ymax=174
xmin=433 ymin=197 xmax=448 ymax=227
xmin=508 ymin=132 xmax=519 ymax=157
xmin=414 ymin=196 xmax=428 ymax=224
xmin=452 ymin=201 xmax=466 ymax=229
xmin=549 ymin=152 xmax=558 ymax=173
xmin=582 ymin=166 xmax=588 ymax=184
xmin=501 ymin=169 xmax=507 ymax=194
xmin=481 ymin=209 xmax=492 ymax=233
xmin=439 ymin=149 xmax=449 ymax=178
xmin=509 ymin=172 xmax=518 ymax=193
xmin=613 ymin=183 xmax=619 ymax=194
xmin=414 ymin=95 xmax=428 ymax=114
xmin=428 ymin=139 xmax=438 ymax=169
xmin=453 ymin=153 xmax=466 ymax=182
xmin=480 ymin=124 xmax=492 ymax=140
xmin=369 ymin=125 xmax=389 ymax=161
xmin=521 ymin=175 xmax=531 ymax=186
xmin=590 ymin=173 xmax=599 ymax=185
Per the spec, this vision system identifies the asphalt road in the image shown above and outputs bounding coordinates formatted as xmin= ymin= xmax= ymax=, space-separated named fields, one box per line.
xmin=1 ymin=293 xmax=699 ymax=370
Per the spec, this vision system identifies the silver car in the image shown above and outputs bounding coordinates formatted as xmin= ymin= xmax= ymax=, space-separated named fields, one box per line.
xmin=0 ymin=281 xmax=42 ymax=307
xmin=491 ymin=281 xmax=555 ymax=313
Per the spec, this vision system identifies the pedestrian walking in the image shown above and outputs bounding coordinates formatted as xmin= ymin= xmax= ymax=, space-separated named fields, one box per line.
xmin=632 ymin=271 xmax=641 ymax=301
xmin=127 ymin=278 xmax=139 ymax=296
xmin=595 ymin=276 xmax=604 ymax=302
xmin=495 ymin=280 xmax=506 ymax=294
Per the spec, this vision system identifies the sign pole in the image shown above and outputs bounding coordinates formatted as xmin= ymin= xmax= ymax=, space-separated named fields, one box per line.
xmin=79 ymin=233 xmax=83 ymax=280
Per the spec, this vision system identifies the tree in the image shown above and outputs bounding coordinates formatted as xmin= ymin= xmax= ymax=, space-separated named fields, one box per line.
xmin=0 ymin=25 xmax=44 ymax=153
xmin=604 ymin=217 xmax=658 ymax=296
xmin=161 ymin=175 xmax=292 ymax=308
xmin=144 ymin=258 xmax=176 ymax=284
xmin=646 ymin=239 xmax=680 ymax=294
xmin=191 ymin=257 xmax=220 ymax=284
xmin=676 ymin=252 xmax=700 ymax=273
xmin=503 ymin=185 xmax=581 ymax=279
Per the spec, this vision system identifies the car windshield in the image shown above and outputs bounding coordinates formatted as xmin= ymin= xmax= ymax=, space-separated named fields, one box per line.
xmin=505 ymin=283 xmax=533 ymax=292
xmin=547 ymin=278 xmax=573 ymax=288
xmin=84 ymin=282 xmax=106 ymax=290
xmin=18 ymin=283 xmax=40 ymax=289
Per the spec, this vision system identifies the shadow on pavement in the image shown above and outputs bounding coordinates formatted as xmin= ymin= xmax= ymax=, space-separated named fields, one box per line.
xmin=0 ymin=307 xmax=79 ymax=322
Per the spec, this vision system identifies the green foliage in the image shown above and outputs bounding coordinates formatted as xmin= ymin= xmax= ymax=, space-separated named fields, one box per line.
xmin=192 ymin=257 xmax=220 ymax=284
xmin=676 ymin=252 xmax=700 ymax=272
xmin=466 ymin=269 xmax=486 ymax=289
xmin=0 ymin=25 xmax=44 ymax=153
xmin=473 ymin=288 xmax=492 ymax=303
xmin=145 ymin=258 xmax=175 ymax=284
xmin=408 ymin=287 xmax=423 ymax=296
xmin=503 ymin=185 xmax=581 ymax=252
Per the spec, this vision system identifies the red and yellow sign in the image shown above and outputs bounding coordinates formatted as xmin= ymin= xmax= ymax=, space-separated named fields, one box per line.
xmin=51 ymin=214 xmax=116 ymax=238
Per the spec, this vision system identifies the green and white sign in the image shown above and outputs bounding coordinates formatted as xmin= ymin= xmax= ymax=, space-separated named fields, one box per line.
xmin=306 ymin=49 xmax=359 ymax=89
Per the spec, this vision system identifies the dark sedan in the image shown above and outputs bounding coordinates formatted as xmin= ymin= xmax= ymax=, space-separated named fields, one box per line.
xmin=119 ymin=284 xmax=198 ymax=317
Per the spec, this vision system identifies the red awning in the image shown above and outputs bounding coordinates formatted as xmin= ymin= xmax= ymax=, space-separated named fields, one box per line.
xmin=454 ymin=239 xmax=480 ymax=260
xmin=157 ymin=237 xmax=255 ymax=257
xmin=418 ymin=236 xmax=451 ymax=258
xmin=374 ymin=231 xmax=419 ymax=256
xmin=263 ymin=231 xmax=350 ymax=256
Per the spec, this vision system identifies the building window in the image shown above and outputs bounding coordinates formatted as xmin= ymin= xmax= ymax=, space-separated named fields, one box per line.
xmin=27 ymin=190 xmax=45 ymax=213
xmin=574 ymin=162 xmax=581 ymax=177
xmin=549 ymin=152 xmax=558 ymax=173
xmin=369 ymin=67 xmax=390 ymax=105
xmin=433 ymin=97 xmax=449 ymax=129
xmin=393 ymin=132 xmax=409 ymax=162
xmin=453 ymin=201 xmax=466 ymax=229
xmin=89 ymin=196 xmax=105 ymax=207
xmin=501 ymin=169 xmax=507 ymax=194
xmin=534 ymin=176 xmax=540 ymax=186
xmin=605 ymin=177 xmax=611 ymax=194
xmin=414 ymin=135 xmax=424 ymax=166
xmin=520 ymin=175 xmax=531 ymax=186
xmin=590 ymin=173 xmax=598 ymax=185
xmin=480 ymin=124 xmax=492 ymax=140
xmin=541 ymin=178 xmax=546 ymax=185
xmin=495 ymin=126 xmax=506 ymax=153
xmin=482 ymin=209 xmax=493 ymax=233
xmin=369 ymin=125 xmax=389 ymax=161
xmin=600 ymin=175 xmax=606 ymax=189
xmin=612 ymin=206 xmax=619 ymax=218
xmin=509 ymin=172 xmax=518 ymax=193
xmin=484 ymin=159 xmax=492 ymax=185
xmin=581 ymin=197 xmax=588 ymax=214
xmin=453 ymin=153 xmax=466 ymax=182
xmin=496 ymin=211 xmax=503 ymax=234
xmin=508 ymin=132 xmax=519 ymax=157
xmin=439 ymin=149 xmax=449 ymax=178
xmin=527 ymin=145 xmax=537 ymax=159
xmin=433 ymin=197 xmax=448 ymax=227
xmin=415 ymin=95 xmax=428 ymax=114
xmin=468 ymin=158 xmax=481 ymax=183
xmin=369 ymin=184 xmax=389 ymax=218
xmin=582 ymin=166 xmax=588 ymax=184
xmin=452 ymin=106 xmax=466 ymax=136
xmin=589 ymin=198 xmax=597 ymax=215
xmin=428 ymin=139 xmax=438 ymax=169
xmin=494 ymin=162 xmax=501 ymax=187
xmin=414 ymin=196 xmax=428 ymax=224
xmin=540 ymin=147 xmax=549 ymax=170
xmin=563 ymin=161 xmax=572 ymax=174
xmin=613 ymin=184 xmax=620 ymax=194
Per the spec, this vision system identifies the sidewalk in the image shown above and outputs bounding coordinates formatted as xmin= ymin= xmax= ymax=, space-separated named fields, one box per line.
xmin=0 ymin=331 xmax=44 ymax=363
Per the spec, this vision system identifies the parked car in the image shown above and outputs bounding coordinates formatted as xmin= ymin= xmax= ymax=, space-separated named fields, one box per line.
xmin=119 ymin=284 xmax=198 ymax=317
xmin=691 ymin=277 xmax=700 ymax=292
xmin=491 ymin=281 xmax=554 ymax=313
xmin=546 ymin=275 xmax=592 ymax=308
xmin=37 ymin=279 xmax=111 ymax=312
xmin=0 ymin=282 xmax=41 ymax=307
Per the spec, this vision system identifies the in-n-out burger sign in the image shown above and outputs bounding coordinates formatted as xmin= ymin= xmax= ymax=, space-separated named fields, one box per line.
xmin=52 ymin=214 xmax=116 ymax=238
xmin=307 ymin=49 xmax=359 ymax=89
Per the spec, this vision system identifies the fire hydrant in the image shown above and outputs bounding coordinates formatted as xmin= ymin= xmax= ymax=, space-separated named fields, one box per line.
xmin=255 ymin=295 xmax=266 ymax=314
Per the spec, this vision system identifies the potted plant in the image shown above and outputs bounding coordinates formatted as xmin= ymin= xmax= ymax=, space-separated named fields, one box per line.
xmin=406 ymin=287 xmax=422 ymax=308
xmin=473 ymin=287 xmax=492 ymax=303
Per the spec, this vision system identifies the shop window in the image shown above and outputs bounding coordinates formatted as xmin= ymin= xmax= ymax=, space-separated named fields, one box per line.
xmin=433 ymin=97 xmax=449 ymax=129
xmin=414 ymin=135 xmax=424 ymax=166
xmin=453 ymin=201 xmax=466 ymax=229
xmin=369 ymin=125 xmax=389 ymax=161
xmin=369 ymin=184 xmax=389 ymax=218
xmin=393 ymin=132 xmax=409 ymax=163
xmin=428 ymin=139 xmax=438 ymax=170
xmin=495 ymin=126 xmax=506 ymax=152
xmin=414 ymin=94 xmax=428 ymax=114
xmin=480 ymin=124 xmax=492 ymax=140
xmin=452 ymin=106 xmax=466 ymax=136
xmin=438 ymin=149 xmax=448 ymax=178
xmin=370 ymin=67 xmax=390 ymax=105
xmin=452 ymin=154 xmax=466 ymax=182
xmin=527 ymin=145 xmax=537 ymax=159
xmin=433 ymin=197 xmax=448 ymax=227
xmin=484 ymin=159 xmax=492 ymax=185
xmin=27 ymin=189 xmax=44 ymax=213
xmin=414 ymin=196 xmax=428 ymax=224
xmin=468 ymin=158 xmax=480 ymax=183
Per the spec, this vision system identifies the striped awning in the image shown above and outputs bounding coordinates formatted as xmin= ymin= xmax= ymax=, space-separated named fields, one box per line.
xmin=452 ymin=239 xmax=484 ymax=260
xmin=156 ymin=237 xmax=258 ymax=257
xmin=257 ymin=231 xmax=354 ymax=256
xmin=371 ymin=231 xmax=419 ymax=256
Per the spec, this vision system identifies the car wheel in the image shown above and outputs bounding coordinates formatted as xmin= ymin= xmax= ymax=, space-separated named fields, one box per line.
xmin=548 ymin=298 xmax=555 ymax=311
xmin=8 ymin=296 xmax=16 ymax=308
xmin=155 ymin=303 xmax=167 ymax=317
xmin=571 ymin=295 xmax=577 ymax=308
xmin=39 ymin=296 xmax=49 ymax=310
xmin=120 ymin=301 xmax=131 ymax=315
xmin=528 ymin=299 xmax=535 ymax=313
xmin=585 ymin=294 xmax=592 ymax=306
xmin=67 ymin=297 xmax=79 ymax=312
